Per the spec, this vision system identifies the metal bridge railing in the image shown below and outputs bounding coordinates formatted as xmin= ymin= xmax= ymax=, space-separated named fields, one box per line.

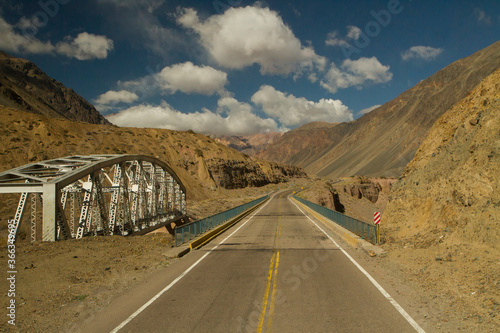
xmin=174 ymin=195 xmax=268 ymax=246
xmin=293 ymin=195 xmax=378 ymax=245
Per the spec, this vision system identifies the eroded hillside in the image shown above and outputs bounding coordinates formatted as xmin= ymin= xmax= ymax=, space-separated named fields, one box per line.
xmin=381 ymin=68 xmax=500 ymax=330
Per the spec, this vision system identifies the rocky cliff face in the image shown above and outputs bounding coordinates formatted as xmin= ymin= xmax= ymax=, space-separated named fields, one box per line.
xmin=259 ymin=41 xmax=500 ymax=178
xmin=343 ymin=178 xmax=382 ymax=203
xmin=206 ymin=158 xmax=305 ymax=189
xmin=0 ymin=51 xmax=109 ymax=125
xmin=297 ymin=177 xmax=391 ymax=222
xmin=381 ymin=68 xmax=500 ymax=330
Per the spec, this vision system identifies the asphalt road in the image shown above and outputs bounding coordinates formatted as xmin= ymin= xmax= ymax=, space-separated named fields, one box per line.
xmin=80 ymin=191 xmax=423 ymax=333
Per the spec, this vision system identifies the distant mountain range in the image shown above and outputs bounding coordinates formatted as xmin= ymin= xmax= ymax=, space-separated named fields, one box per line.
xmin=0 ymin=51 xmax=109 ymax=125
xmin=215 ymin=132 xmax=283 ymax=155
xmin=257 ymin=41 xmax=500 ymax=178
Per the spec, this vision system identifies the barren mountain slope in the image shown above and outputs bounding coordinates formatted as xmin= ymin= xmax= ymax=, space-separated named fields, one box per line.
xmin=215 ymin=132 xmax=283 ymax=155
xmin=381 ymin=68 xmax=500 ymax=330
xmin=260 ymin=40 xmax=500 ymax=178
xmin=0 ymin=51 xmax=109 ymax=125
xmin=256 ymin=122 xmax=341 ymax=166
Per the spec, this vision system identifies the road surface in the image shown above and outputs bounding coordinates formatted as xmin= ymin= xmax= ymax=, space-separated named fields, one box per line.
xmin=80 ymin=191 xmax=424 ymax=333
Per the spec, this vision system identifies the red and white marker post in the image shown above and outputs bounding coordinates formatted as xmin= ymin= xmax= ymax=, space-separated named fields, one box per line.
xmin=374 ymin=212 xmax=381 ymax=244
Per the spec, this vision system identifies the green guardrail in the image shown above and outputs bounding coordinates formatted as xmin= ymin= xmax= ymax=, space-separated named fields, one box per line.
xmin=174 ymin=195 xmax=268 ymax=246
xmin=293 ymin=195 xmax=379 ymax=245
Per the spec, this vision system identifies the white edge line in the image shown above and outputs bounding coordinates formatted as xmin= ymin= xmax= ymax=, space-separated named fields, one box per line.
xmin=110 ymin=193 xmax=276 ymax=333
xmin=289 ymin=196 xmax=426 ymax=333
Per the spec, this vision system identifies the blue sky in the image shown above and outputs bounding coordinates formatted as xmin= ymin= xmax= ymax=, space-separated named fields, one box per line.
xmin=0 ymin=0 xmax=499 ymax=135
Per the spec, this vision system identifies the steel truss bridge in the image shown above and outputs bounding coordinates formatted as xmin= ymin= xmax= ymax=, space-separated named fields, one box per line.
xmin=0 ymin=155 xmax=187 ymax=242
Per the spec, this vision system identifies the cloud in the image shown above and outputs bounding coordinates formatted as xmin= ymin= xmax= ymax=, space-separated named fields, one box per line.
xmin=0 ymin=17 xmax=54 ymax=54
xmin=104 ymin=84 xmax=355 ymax=134
xmin=0 ymin=17 xmax=113 ymax=60
xmin=346 ymin=25 xmax=362 ymax=40
xmin=251 ymin=85 xmax=353 ymax=127
xmin=325 ymin=25 xmax=361 ymax=48
xmin=95 ymin=90 xmax=139 ymax=105
xmin=325 ymin=31 xmax=349 ymax=47
xmin=106 ymin=100 xmax=282 ymax=136
xmin=157 ymin=62 xmax=228 ymax=95
xmin=474 ymin=8 xmax=492 ymax=25
xmin=358 ymin=104 xmax=382 ymax=115
xmin=177 ymin=6 xmax=326 ymax=76
xmin=401 ymin=46 xmax=443 ymax=61
xmin=119 ymin=62 xmax=228 ymax=99
xmin=56 ymin=32 xmax=114 ymax=60
xmin=321 ymin=57 xmax=393 ymax=93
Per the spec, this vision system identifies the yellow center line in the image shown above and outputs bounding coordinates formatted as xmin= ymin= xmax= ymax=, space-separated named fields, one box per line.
xmin=257 ymin=252 xmax=276 ymax=332
xmin=257 ymin=192 xmax=285 ymax=333
xmin=266 ymin=250 xmax=280 ymax=332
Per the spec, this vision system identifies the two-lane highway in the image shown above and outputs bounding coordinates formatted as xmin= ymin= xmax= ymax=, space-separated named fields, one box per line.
xmin=80 ymin=191 xmax=424 ymax=332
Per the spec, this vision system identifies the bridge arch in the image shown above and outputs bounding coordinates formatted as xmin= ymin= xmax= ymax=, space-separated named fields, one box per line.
xmin=0 ymin=155 xmax=187 ymax=241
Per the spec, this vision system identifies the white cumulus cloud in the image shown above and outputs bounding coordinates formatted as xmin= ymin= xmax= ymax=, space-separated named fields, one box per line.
xmin=56 ymin=32 xmax=114 ymax=60
xmin=177 ymin=6 xmax=326 ymax=76
xmin=401 ymin=46 xmax=443 ymax=61
xmin=0 ymin=17 xmax=54 ymax=54
xmin=0 ymin=17 xmax=113 ymax=60
xmin=321 ymin=57 xmax=393 ymax=93
xmin=95 ymin=90 xmax=139 ymax=105
xmin=106 ymin=100 xmax=282 ymax=136
xmin=119 ymin=62 xmax=228 ymax=98
xmin=157 ymin=62 xmax=228 ymax=95
xmin=251 ymin=85 xmax=353 ymax=127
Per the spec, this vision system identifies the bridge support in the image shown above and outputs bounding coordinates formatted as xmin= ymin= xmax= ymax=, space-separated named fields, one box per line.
xmin=42 ymin=184 xmax=57 ymax=242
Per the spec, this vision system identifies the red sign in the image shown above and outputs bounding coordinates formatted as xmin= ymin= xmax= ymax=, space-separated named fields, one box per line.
xmin=374 ymin=212 xmax=381 ymax=225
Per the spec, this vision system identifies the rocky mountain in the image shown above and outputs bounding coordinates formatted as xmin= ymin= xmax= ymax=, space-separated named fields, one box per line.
xmin=215 ymin=132 xmax=283 ymax=155
xmin=381 ymin=68 xmax=499 ymax=330
xmin=0 ymin=51 xmax=109 ymax=125
xmin=256 ymin=122 xmax=341 ymax=166
xmin=259 ymin=41 xmax=500 ymax=178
